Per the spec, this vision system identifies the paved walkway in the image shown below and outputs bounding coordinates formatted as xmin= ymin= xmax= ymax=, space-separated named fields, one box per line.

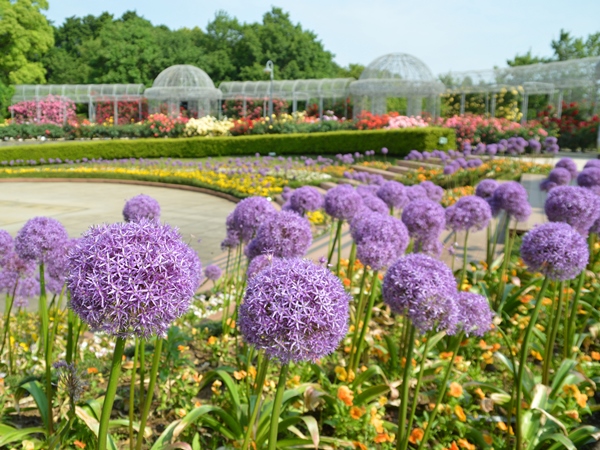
xmin=0 ymin=181 xmax=237 ymax=264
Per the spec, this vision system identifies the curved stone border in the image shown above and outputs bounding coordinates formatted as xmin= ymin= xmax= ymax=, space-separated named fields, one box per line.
xmin=0 ymin=177 xmax=241 ymax=204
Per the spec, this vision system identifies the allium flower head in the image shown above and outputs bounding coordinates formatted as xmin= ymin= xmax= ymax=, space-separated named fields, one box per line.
xmin=239 ymin=258 xmax=349 ymax=363
xmin=520 ymin=222 xmax=588 ymax=281
xmin=383 ymin=254 xmax=457 ymax=333
xmin=356 ymin=184 xmax=380 ymax=198
xmin=0 ymin=251 xmax=37 ymax=299
xmin=245 ymin=211 xmax=312 ymax=260
xmin=15 ymin=217 xmax=69 ymax=263
xmin=246 ymin=254 xmax=281 ymax=279
xmin=324 ymin=184 xmax=363 ymax=220
xmin=420 ymin=181 xmax=444 ymax=203
xmin=445 ymin=196 xmax=492 ymax=232
xmin=376 ymin=181 xmax=408 ymax=209
xmin=541 ymin=168 xmax=571 ymax=191
xmin=350 ymin=213 xmax=409 ymax=270
xmin=556 ymin=158 xmax=578 ymax=179
xmin=475 ymin=179 xmax=499 ymax=200
xmin=0 ymin=230 xmax=13 ymax=266
xmin=289 ymin=186 xmax=324 ymax=215
xmin=544 ymin=186 xmax=600 ymax=235
xmin=204 ymin=264 xmax=222 ymax=281
xmin=406 ymin=185 xmax=428 ymax=202
xmin=453 ymin=292 xmax=494 ymax=337
xmin=577 ymin=168 xmax=600 ymax=188
xmin=402 ymin=199 xmax=446 ymax=242
xmin=122 ymin=194 xmax=161 ymax=222
xmin=585 ymin=160 xmax=600 ymax=170
xmin=489 ymin=181 xmax=531 ymax=221
xmin=230 ymin=197 xmax=277 ymax=243
xmin=67 ymin=220 xmax=202 ymax=338
xmin=359 ymin=194 xmax=389 ymax=215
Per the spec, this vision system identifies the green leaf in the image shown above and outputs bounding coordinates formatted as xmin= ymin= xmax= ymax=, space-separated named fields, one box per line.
xmin=75 ymin=406 xmax=119 ymax=450
xmin=351 ymin=364 xmax=386 ymax=389
xmin=550 ymin=359 xmax=577 ymax=398
xmin=19 ymin=381 xmax=49 ymax=431
xmin=354 ymin=385 xmax=390 ymax=405
xmin=0 ymin=424 xmax=46 ymax=446
xmin=198 ymin=369 xmax=241 ymax=412
xmin=535 ymin=433 xmax=576 ymax=450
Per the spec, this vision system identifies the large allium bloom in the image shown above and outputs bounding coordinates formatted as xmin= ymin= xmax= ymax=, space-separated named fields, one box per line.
xmin=221 ymin=213 xmax=241 ymax=250
xmin=230 ymin=197 xmax=277 ymax=243
xmin=356 ymin=184 xmax=380 ymax=198
xmin=541 ymin=168 xmax=571 ymax=191
xmin=122 ymin=194 xmax=161 ymax=222
xmin=544 ymin=186 xmax=600 ymax=235
xmin=556 ymin=158 xmax=578 ymax=179
xmin=489 ymin=181 xmax=531 ymax=221
xmin=383 ymin=254 xmax=457 ymax=333
xmin=245 ymin=211 xmax=312 ymax=260
xmin=376 ymin=181 xmax=408 ymax=209
xmin=350 ymin=213 xmax=409 ymax=270
xmin=246 ymin=254 xmax=281 ymax=279
xmin=360 ymin=194 xmax=389 ymax=215
xmin=445 ymin=196 xmax=492 ymax=232
xmin=289 ymin=186 xmax=324 ymax=215
xmin=420 ymin=181 xmax=444 ymax=203
xmin=453 ymin=292 xmax=494 ymax=337
xmin=204 ymin=264 xmax=222 ymax=281
xmin=15 ymin=217 xmax=69 ymax=263
xmin=520 ymin=222 xmax=588 ymax=281
xmin=475 ymin=179 xmax=499 ymax=200
xmin=324 ymin=184 xmax=363 ymax=220
xmin=577 ymin=168 xmax=600 ymax=188
xmin=585 ymin=160 xmax=600 ymax=170
xmin=0 ymin=251 xmax=37 ymax=299
xmin=406 ymin=185 xmax=428 ymax=202
xmin=0 ymin=230 xmax=13 ymax=266
xmin=239 ymin=258 xmax=350 ymax=363
xmin=67 ymin=220 xmax=202 ymax=338
xmin=402 ymin=199 xmax=446 ymax=242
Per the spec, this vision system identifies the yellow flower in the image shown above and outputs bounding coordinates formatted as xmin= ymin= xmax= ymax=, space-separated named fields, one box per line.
xmin=350 ymin=406 xmax=365 ymax=419
xmin=454 ymin=404 xmax=467 ymax=422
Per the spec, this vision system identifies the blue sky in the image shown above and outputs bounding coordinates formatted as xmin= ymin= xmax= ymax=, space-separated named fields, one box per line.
xmin=46 ymin=0 xmax=600 ymax=76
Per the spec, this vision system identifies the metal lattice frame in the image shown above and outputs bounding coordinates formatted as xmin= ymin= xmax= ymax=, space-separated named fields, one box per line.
xmin=350 ymin=53 xmax=445 ymax=117
xmin=11 ymin=84 xmax=145 ymax=123
xmin=144 ymin=65 xmax=222 ymax=118
xmin=219 ymin=78 xmax=353 ymax=117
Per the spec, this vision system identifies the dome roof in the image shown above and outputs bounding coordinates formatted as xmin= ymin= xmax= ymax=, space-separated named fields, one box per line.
xmin=360 ymin=53 xmax=436 ymax=82
xmin=145 ymin=65 xmax=221 ymax=100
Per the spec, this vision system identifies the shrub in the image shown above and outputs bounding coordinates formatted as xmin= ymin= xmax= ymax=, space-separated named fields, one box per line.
xmin=8 ymin=95 xmax=77 ymax=126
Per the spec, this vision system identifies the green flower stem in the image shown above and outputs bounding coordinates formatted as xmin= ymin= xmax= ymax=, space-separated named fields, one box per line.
xmin=496 ymin=220 xmax=516 ymax=310
xmin=138 ymin=340 xmax=146 ymax=410
xmin=129 ymin=337 xmax=140 ymax=450
xmin=346 ymin=242 xmax=357 ymax=282
xmin=267 ymin=363 xmax=290 ymax=450
xmin=242 ymin=354 xmax=270 ymax=450
xmin=565 ymin=257 xmax=588 ymax=359
xmin=397 ymin=323 xmax=416 ymax=450
xmin=328 ymin=219 xmax=343 ymax=266
xmin=348 ymin=270 xmax=369 ymax=368
xmin=417 ymin=332 xmax=463 ymax=450
xmin=98 ymin=337 xmax=126 ymax=450
xmin=402 ymin=332 xmax=431 ymax=450
xmin=543 ymin=281 xmax=564 ymax=385
xmin=350 ymin=271 xmax=379 ymax=373
xmin=577 ymin=282 xmax=600 ymax=338
xmin=515 ymin=277 xmax=551 ymax=450
xmin=136 ymin=336 xmax=164 ymax=450
xmin=0 ymin=284 xmax=18 ymax=357
xmin=488 ymin=212 xmax=505 ymax=274
xmin=336 ymin=221 xmax=343 ymax=276
xmin=459 ymin=230 xmax=470 ymax=287
xmin=486 ymin=223 xmax=491 ymax=267
xmin=39 ymin=262 xmax=54 ymax=435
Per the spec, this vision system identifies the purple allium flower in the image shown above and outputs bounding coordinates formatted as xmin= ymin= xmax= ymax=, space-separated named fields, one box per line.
xmin=221 ymin=213 xmax=241 ymax=250
xmin=383 ymin=254 xmax=457 ymax=333
xmin=281 ymin=186 xmax=293 ymax=202
xmin=544 ymin=168 xmax=571 ymax=189
xmin=0 ymin=230 xmax=13 ymax=266
xmin=381 ymin=147 xmax=389 ymax=155
xmin=520 ymin=222 xmax=588 ymax=281
xmin=577 ymin=168 xmax=600 ymax=188
xmin=377 ymin=181 xmax=408 ymax=210
xmin=356 ymin=184 xmax=380 ymax=198
xmin=360 ymin=194 xmax=389 ymax=215
xmin=402 ymin=199 xmax=446 ymax=243
xmin=245 ymin=211 xmax=312 ymax=260
xmin=246 ymin=254 xmax=280 ymax=279
xmin=453 ymin=292 xmax=493 ymax=337
xmin=204 ymin=264 xmax=222 ymax=281
xmin=67 ymin=220 xmax=202 ymax=338
xmin=417 ymin=238 xmax=444 ymax=258
xmin=489 ymin=181 xmax=531 ymax=222
xmin=324 ymin=184 xmax=363 ymax=221
xmin=540 ymin=180 xmax=558 ymax=192
xmin=544 ymin=186 xmax=600 ymax=235
xmin=487 ymin=144 xmax=498 ymax=156
xmin=466 ymin=158 xmax=483 ymax=168
xmin=238 ymin=258 xmax=349 ymax=363
xmin=475 ymin=179 xmax=499 ymax=200
xmin=585 ymin=160 xmax=600 ymax=170
xmin=555 ymin=158 xmax=578 ymax=179
xmin=15 ymin=217 xmax=69 ymax=264
xmin=406 ymin=184 xmax=429 ymax=202
xmin=350 ymin=213 xmax=409 ymax=270
xmin=445 ymin=196 xmax=492 ymax=232
xmin=0 ymin=251 xmax=37 ymax=299
xmin=528 ymin=139 xmax=542 ymax=153
xmin=443 ymin=162 xmax=459 ymax=175
xmin=122 ymin=194 xmax=161 ymax=223
xmin=420 ymin=181 xmax=444 ymax=203
xmin=289 ymin=186 xmax=324 ymax=215
xmin=230 ymin=197 xmax=277 ymax=243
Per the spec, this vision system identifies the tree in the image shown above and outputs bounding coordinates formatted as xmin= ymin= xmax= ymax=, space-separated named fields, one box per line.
xmin=551 ymin=29 xmax=600 ymax=60
xmin=507 ymin=50 xmax=552 ymax=67
xmin=0 ymin=0 xmax=54 ymax=84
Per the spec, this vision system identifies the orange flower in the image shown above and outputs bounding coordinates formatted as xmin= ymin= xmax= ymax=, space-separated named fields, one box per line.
xmin=207 ymin=336 xmax=217 ymax=345
xmin=448 ymin=382 xmax=463 ymax=398
xmin=457 ymin=438 xmax=476 ymax=450
xmin=575 ymin=392 xmax=588 ymax=408
xmin=591 ymin=351 xmax=600 ymax=361
xmin=343 ymin=278 xmax=351 ymax=287
xmin=454 ymin=405 xmax=467 ymax=422
xmin=74 ymin=441 xmax=86 ymax=449
xmin=374 ymin=433 xmax=394 ymax=443
xmin=353 ymin=442 xmax=367 ymax=450
xmin=87 ymin=367 xmax=98 ymax=375
xmin=565 ymin=410 xmax=580 ymax=421
xmin=474 ymin=388 xmax=485 ymax=399
xmin=350 ymin=406 xmax=365 ymax=419
xmin=408 ymin=428 xmax=424 ymax=444
xmin=337 ymin=386 xmax=354 ymax=406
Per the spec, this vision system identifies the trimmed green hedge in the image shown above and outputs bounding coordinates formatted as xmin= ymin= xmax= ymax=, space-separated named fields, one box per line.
xmin=0 ymin=127 xmax=455 ymax=162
